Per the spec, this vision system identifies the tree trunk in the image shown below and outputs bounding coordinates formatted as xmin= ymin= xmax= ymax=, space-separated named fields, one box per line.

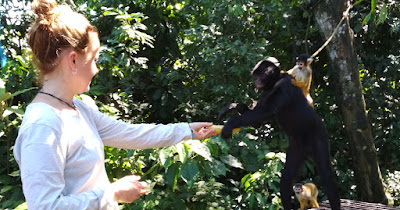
xmin=313 ymin=0 xmax=388 ymax=204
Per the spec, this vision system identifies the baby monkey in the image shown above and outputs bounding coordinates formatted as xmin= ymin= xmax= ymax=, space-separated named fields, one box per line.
xmin=287 ymin=54 xmax=313 ymax=105
xmin=293 ymin=183 xmax=319 ymax=210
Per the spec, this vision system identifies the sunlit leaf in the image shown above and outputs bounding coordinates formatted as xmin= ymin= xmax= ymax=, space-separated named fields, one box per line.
xmin=0 ymin=92 xmax=12 ymax=102
xmin=159 ymin=147 xmax=176 ymax=168
xmin=220 ymin=154 xmax=243 ymax=169
xmin=175 ymin=142 xmax=188 ymax=163
xmin=103 ymin=11 xmax=118 ymax=16
xmin=186 ymin=140 xmax=212 ymax=161
xmin=14 ymin=202 xmax=27 ymax=210
xmin=9 ymin=170 xmax=20 ymax=177
xmin=4 ymin=106 xmax=24 ymax=117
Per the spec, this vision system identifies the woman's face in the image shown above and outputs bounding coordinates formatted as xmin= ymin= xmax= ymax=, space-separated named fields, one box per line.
xmin=74 ymin=32 xmax=100 ymax=93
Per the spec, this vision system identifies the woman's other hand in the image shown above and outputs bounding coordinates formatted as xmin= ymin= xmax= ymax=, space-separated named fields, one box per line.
xmin=112 ymin=175 xmax=147 ymax=203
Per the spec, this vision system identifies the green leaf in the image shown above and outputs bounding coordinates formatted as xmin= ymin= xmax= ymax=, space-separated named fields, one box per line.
xmin=159 ymin=147 xmax=176 ymax=168
xmin=9 ymin=170 xmax=20 ymax=177
xmin=14 ymin=202 xmax=28 ymax=210
xmin=362 ymin=12 xmax=371 ymax=26
xmin=176 ymin=143 xmax=188 ymax=163
xmin=103 ymin=11 xmax=118 ymax=16
xmin=220 ymin=154 xmax=243 ymax=169
xmin=180 ymin=161 xmax=198 ymax=183
xmin=5 ymin=107 xmax=24 ymax=115
xmin=377 ymin=4 xmax=387 ymax=25
xmin=11 ymin=87 xmax=37 ymax=97
xmin=250 ymin=172 xmax=262 ymax=182
xmin=371 ymin=0 xmax=376 ymax=12
xmin=0 ymin=79 xmax=5 ymax=97
xmin=249 ymin=194 xmax=255 ymax=209
xmin=152 ymin=89 xmax=163 ymax=100
xmin=186 ymin=140 xmax=212 ymax=161
xmin=265 ymin=152 xmax=276 ymax=159
xmin=210 ymin=159 xmax=226 ymax=177
xmin=164 ymin=162 xmax=180 ymax=191
xmin=0 ymin=92 xmax=11 ymax=102
xmin=0 ymin=185 xmax=12 ymax=193
xmin=370 ymin=0 xmax=376 ymax=24
xmin=241 ymin=174 xmax=250 ymax=186
xmin=241 ymin=174 xmax=251 ymax=191
xmin=353 ymin=0 xmax=364 ymax=6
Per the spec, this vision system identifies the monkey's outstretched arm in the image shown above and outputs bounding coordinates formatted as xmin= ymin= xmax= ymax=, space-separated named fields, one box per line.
xmin=221 ymin=79 xmax=291 ymax=139
xmin=218 ymin=103 xmax=250 ymax=121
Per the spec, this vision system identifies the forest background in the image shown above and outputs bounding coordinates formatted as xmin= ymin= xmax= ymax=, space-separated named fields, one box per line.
xmin=0 ymin=0 xmax=399 ymax=209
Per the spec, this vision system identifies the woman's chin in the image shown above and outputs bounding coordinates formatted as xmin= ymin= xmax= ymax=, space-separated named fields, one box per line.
xmin=84 ymin=83 xmax=91 ymax=92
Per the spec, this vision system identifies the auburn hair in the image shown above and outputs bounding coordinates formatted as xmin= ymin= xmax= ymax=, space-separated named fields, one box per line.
xmin=28 ymin=0 xmax=97 ymax=74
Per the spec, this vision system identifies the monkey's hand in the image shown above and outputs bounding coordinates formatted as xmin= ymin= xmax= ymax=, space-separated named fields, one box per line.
xmin=221 ymin=126 xmax=233 ymax=139
xmin=208 ymin=125 xmax=241 ymax=135
xmin=221 ymin=116 xmax=241 ymax=139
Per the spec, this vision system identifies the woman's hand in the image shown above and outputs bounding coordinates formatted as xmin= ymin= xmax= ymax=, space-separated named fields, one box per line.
xmin=189 ymin=122 xmax=218 ymax=140
xmin=111 ymin=175 xmax=147 ymax=203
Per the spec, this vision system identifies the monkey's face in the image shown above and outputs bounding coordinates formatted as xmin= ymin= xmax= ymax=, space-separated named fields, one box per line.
xmin=251 ymin=60 xmax=280 ymax=90
xmin=293 ymin=183 xmax=304 ymax=194
xmin=295 ymin=61 xmax=306 ymax=70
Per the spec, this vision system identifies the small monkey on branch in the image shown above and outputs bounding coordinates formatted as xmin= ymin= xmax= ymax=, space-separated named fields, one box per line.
xmin=287 ymin=54 xmax=313 ymax=105
xmin=286 ymin=4 xmax=353 ymax=106
xmin=293 ymin=183 xmax=319 ymax=210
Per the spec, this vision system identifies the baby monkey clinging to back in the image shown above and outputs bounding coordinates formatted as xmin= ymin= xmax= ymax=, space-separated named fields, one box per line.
xmin=293 ymin=183 xmax=319 ymax=210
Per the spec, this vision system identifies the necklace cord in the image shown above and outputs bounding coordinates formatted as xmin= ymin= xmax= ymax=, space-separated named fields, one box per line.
xmin=38 ymin=91 xmax=77 ymax=110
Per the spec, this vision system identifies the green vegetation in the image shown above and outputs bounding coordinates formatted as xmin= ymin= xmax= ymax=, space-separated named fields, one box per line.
xmin=1 ymin=0 xmax=399 ymax=209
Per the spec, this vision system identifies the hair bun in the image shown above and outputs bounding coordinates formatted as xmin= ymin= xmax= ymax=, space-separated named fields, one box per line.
xmin=31 ymin=0 xmax=58 ymax=17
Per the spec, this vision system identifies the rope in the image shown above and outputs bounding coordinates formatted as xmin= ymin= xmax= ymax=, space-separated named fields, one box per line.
xmin=310 ymin=5 xmax=352 ymax=59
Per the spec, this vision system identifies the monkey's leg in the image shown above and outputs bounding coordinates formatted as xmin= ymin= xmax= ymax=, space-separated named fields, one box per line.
xmin=280 ymin=141 xmax=306 ymax=210
xmin=299 ymin=198 xmax=310 ymax=210
xmin=312 ymin=138 xmax=341 ymax=210
xmin=310 ymin=198 xmax=319 ymax=208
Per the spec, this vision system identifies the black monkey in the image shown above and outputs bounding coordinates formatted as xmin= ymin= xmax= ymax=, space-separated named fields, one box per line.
xmin=219 ymin=58 xmax=341 ymax=210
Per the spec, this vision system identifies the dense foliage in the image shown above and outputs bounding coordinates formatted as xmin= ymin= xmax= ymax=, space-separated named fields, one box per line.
xmin=0 ymin=0 xmax=399 ymax=209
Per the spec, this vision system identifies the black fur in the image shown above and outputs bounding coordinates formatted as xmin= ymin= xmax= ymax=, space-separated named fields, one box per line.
xmin=219 ymin=59 xmax=340 ymax=210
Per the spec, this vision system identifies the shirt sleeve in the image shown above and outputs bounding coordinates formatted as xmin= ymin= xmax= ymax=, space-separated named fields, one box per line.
xmin=97 ymin=115 xmax=192 ymax=149
xmin=14 ymin=124 xmax=117 ymax=210
xmin=76 ymin=99 xmax=193 ymax=149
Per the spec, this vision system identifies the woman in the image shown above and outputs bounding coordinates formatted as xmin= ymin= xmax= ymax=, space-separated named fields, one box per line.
xmin=13 ymin=0 xmax=216 ymax=209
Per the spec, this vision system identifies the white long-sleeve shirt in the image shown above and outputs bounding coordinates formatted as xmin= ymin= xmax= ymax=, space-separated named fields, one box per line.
xmin=13 ymin=97 xmax=192 ymax=210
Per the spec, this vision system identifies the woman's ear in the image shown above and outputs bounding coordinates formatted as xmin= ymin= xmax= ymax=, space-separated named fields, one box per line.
xmin=67 ymin=51 xmax=78 ymax=72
